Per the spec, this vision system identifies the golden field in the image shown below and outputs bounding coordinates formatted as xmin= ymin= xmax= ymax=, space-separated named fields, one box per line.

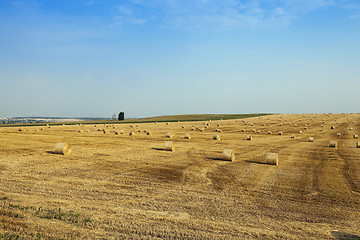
xmin=0 ymin=113 xmax=360 ymax=239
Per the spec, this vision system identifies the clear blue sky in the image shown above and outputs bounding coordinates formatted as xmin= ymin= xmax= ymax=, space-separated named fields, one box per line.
xmin=0 ymin=0 xmax=359 ymax=118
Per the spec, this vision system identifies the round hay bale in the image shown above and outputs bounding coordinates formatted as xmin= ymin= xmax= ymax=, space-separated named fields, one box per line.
xmin=164 ymin=141 xmax=174 ymax=151
xmin=337 ymin=133 xmax=341 ymax=137
xmin=291 ymin=135 xmax=296 ymax=139
xmin=265 ymin=153 xmax=278 ymax=166
xmin=78 ymin=129 xmax=83 ymax=133
xmin=252 ymin=129 xmax=256 ymax=132
xmin=257 ymin=130 xmax=261 ymax=133
xmin=308 ymin=137 xmax=314 ymax=142
xmin=166 ymin=132 xmax=174 ymax=138
xmin=353 ymin=134 xmax=358 ymax=139
xmin=120 ymin=130 xmax=124 ymax=134
xmin=268 ymin=131 xmax=272 ymax=135
xmin=242 ymin=129 xmax=246 ymax=132
xmin=147 ymin=131 xmax=152 ymax=135
xmin=213 ymin=135 xmax=220 ymax=140
xmin=329 ymin=141 xmax=337 ymax=148
xmin=182 ymin=126 xmax=185 ymax=129
xmin=19 ymin=127 xmax=25 ymax=132
xmin=331 ymin=126 xmax=335 ymax=129
xmin=129 ymin=131 xmax=135 ymax=136
xmin=247 ymin=135 xmax=252 ymax=141
xmin=136 ymin=124 xmax=139 ymax=128
xmin=200 ymin=128 xmax=205 ymax=132
xmin=86 ymin=130 xmax=91 ymax=133
xmin=191 ymin=127 xmax=195 ymax=131
xmin=298 ymin=131 xmax=303 ymax=134
xmin=222 ymin=149 xmax=235 ymax=161
xmin=130 ymin=125 xmax=133 ymax=128
xmin=349 ymin=127 xmax=353 ymax=130
xmin=278 ymin=131 xmax=283 ymax=135
xmin=184 ymin=133 xmax=191 ymax=139
xmin=137 ymin=129 xmax=141 ymax=132
xmin=103 ymin=129 xmax=108 ymax=134
xmin=294 ymin=124 xmax=298 ymax=127
xmin=46 ymin=124 xmax=50 ymax=128
xmin=54 ymin=142 xmax=72 ymax=155
xmin=356 ymin=142 xmax=360 ymax=148
xmin=115 ymin=130 xmax=120 ymax=135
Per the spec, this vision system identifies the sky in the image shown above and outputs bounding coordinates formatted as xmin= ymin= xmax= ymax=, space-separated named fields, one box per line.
xmin=0 ymin=0 xmax=359 ymax=118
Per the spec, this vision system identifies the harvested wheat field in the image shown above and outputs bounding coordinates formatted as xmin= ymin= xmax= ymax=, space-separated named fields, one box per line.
xmin=1 ymin=113 xmax=360 ymax=239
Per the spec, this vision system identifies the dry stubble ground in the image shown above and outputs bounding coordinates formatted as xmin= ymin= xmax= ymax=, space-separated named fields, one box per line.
xmin=0 ymin=114 xmax=360 ymax=239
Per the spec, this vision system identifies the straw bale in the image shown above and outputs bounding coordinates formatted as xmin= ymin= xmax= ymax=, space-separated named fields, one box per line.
xmin=54 ymin=142 xmax=72 ymax=155
xmin=213 ymin=135 xmax=220 ymax=140
xmin=164 ymin=141 xmax=174 ymax=151
xmin=166 ymin=132 xmax=174 ymax=138
xmin=265 ymin=153 xmax=278 ymax=166
xmin=222 ymin=149 xmax=235 ymax=161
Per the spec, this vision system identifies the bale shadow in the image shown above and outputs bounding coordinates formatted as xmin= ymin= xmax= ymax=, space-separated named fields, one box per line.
xmin=205 ymin=157 xmax=226 ymax=161
xmin=45 ymin=151 xmax=56 ymax=154
xmin=151 ymin=147 xmax=165 ymax=151
xmin=331 ymin=231 xmax=360 ymax=240
xmin=246 ymin=160 xmax=267 ymax=165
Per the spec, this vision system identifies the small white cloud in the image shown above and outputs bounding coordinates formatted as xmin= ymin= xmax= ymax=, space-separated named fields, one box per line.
xmin=116 ymin=5 xmax=133 ymax=16
xmin=109 ymin=0 xmax=356 ymax=31
xmin=11 ymin=1 xmax=40 ymax=8
xmin=349 ymin=13 xmax=360 ymax=20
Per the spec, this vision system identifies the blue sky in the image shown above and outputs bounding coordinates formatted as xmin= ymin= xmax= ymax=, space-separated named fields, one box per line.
xmin=0 ymin=0 xmax=359 ymax=118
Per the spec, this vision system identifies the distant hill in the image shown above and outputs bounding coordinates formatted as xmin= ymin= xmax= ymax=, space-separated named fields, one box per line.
xmin=2 ymin=114 xmax=273 ymax=127
xmin=126 ymin=114 xmax=272 ymax=123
